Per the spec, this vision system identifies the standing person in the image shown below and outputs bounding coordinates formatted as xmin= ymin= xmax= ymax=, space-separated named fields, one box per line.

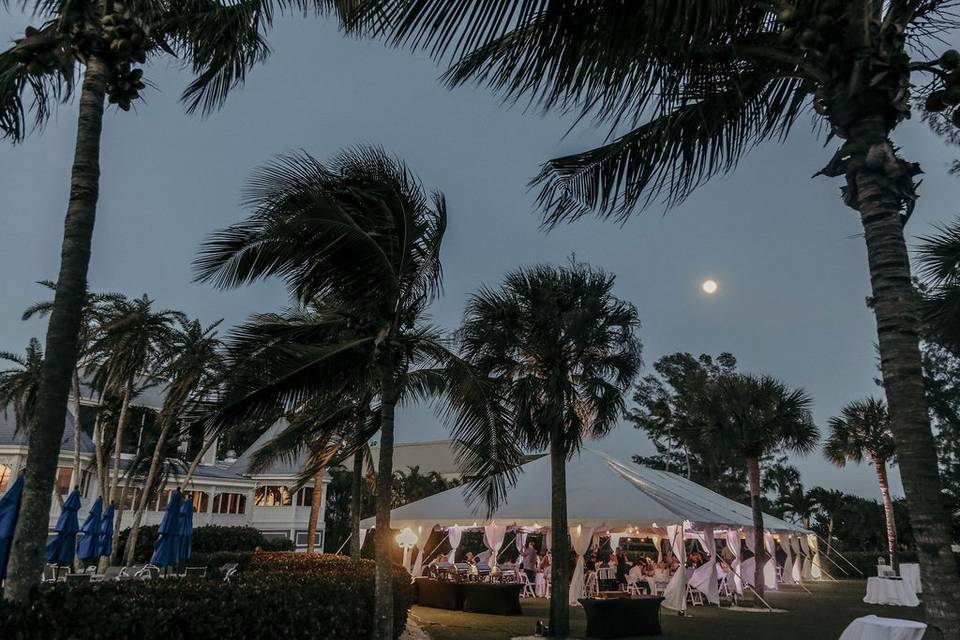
xmin=614 ymin=547 xmax=629 ymax=590
xmin=522 ymin=541 xmax=539 ymax=584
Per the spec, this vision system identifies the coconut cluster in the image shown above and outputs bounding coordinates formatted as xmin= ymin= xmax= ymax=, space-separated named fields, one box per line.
xmin=923 ymin=50 xmax=960 ymax=127
xmin=102 ymin=5 xmax=148 ymax=65
xmin=107 ymin=63 xmax=145 ymax=111
xmin=11 ymin=27 xmax=61 ymax=76
xmin=776 ymin=0 xmax=846 ymax=58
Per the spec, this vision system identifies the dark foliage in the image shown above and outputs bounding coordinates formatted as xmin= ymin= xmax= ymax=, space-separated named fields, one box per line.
xmin=0 ymin=553 xmax=413 ymax=640
xmin=116 ymin=524 xmax=294 ymax=562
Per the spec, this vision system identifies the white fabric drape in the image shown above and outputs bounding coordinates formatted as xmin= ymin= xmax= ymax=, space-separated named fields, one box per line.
xmin=689 ymin=528 xmax=719 ymax=604
xmin=545 ymin=530 xmax=553 ymax=553
xmin=652 ymin=535 xmax=663 ymax=562
xmin=799 ymin=535 xmax=813 ymax=581
xmin=741 ymin=529 xmax=758 ymax=588
xmin=725 ymin=530 xmax=742 ymax=594
xmin=568 ymin=524 xmax=596 ymax=606
xmin=780 ymin=535 xmax=796 ymax=585
xmin=663 ymin=525 xmax=688 ymax=611
xmin=358 ymin=528 xmax=368 ymax=551
xmin=808 ymin=534 xmax=822 ymax=580
xmin=410 ymin=524 xmax=434 ymax=578
xmin=609 ymin=532 xmax=625 ymax=553
xmin=763 ymin=532 xmax=778 ymax=590
xmin=447 ymin=525 xmax=463 ymax=563
xmin=791 ymin=536 xmax=803 ymax=582
xmin=483 ymin=524 xmax=507 ymax=565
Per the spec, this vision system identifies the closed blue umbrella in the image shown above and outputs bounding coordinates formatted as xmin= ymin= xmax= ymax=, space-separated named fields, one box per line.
xmin=98 ymin=502 xmax=115 ymax=558
xmin=76 ymin=496 xmax=103 ymax=562
xmin=150 ymin=488 xmax=183 ymax=568
xmin=0 ymin=473 xmax=25 ymax=580
xmin=45 ymin=488 xmax=81 ymax=565
xmin=178 ymin=498 xmax=194 ymax=564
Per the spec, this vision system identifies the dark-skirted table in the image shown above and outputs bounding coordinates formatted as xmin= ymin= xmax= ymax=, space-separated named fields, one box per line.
xmin=413 ymin=578 xmax=523 ymax=615
xmin=578 ymin=595 xmax=664 ymax=638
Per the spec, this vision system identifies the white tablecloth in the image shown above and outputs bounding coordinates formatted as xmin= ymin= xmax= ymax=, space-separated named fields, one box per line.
xmin=839 ymin=615 xmax=926 ymax=640
xmin=864 ymin=577 xmax=920 ymax=607
xmin=898 ymin=563 xmax=921 ymax=594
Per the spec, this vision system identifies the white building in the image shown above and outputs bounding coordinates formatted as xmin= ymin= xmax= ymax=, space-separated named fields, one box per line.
xmin=0 ymin=409 xmax=330 ymax=551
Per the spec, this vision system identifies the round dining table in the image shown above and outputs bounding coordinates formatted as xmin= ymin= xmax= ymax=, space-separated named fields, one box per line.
xmin=839 ymin=615 xmax=926 ymax=640
xmin=864 ymin=577 xmax=920 ymax=607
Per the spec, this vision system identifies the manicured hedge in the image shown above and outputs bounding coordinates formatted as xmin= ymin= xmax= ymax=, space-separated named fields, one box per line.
xmin=117 ymin=525 xmax=294 ymax=562
xmin=0 ymin=553 xmax=413 ymax=640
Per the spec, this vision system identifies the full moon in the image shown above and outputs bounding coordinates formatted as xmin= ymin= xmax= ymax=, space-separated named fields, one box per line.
xmin=702 ymin=279 xmax=718 ymax=294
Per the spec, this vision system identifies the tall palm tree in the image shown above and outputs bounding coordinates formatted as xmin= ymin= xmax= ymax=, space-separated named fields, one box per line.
xmin=21 ymin=280 xmax=124 ymax=494
xmin=87 ymin=294 xmax=182 ymax=561
xmin=706 ymin=373 xmax=818 ymax=598
xmin=918 ymin=219 xmax=960 ymax=356
xmin=122 ymin=318 xmax=224 ymax=565
xmin=0 ymin=338 xmax=45 ymax=438
xmin=195 ymin=147 xmax=518 ymax=640
xmin=825 ymin=398 xmax=898 ymax=566
xmin=459 ymin=263 xmax=642 ymax=638
xmin=351 ymin=3 xmax=960 ymax=632
xmin=0 ymin=0 xmax=352 ymax=602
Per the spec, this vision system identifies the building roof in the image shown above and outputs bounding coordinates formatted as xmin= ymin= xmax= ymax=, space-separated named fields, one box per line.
xmin=77 ymin=377 xmax=167 ymax=411
xmin=0 ymin=409 xmax=95 ymax=453
xmin=228 ymin=418 xmax=310 ymax=477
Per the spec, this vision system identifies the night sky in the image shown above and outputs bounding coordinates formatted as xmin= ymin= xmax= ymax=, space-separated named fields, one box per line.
xmin=3 ymin=15 xmax=959 ymax=500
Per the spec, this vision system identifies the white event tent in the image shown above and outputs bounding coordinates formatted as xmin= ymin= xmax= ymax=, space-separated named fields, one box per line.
xmin=361 ymin=449 xmax=817 ymax=612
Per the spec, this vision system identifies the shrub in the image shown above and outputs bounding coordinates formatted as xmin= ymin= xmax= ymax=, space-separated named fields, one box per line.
xmin=0 ymin=553 xmax=413 ymax=640
xmin=117 ymin=525 xmax=294 ymax=562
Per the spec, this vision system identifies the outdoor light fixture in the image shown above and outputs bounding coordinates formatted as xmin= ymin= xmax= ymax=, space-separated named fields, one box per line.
xmin=396 ymin=527 xmax=418 ymax=571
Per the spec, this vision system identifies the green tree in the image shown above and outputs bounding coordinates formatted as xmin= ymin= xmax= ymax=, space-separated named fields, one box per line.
xmin=825 ymin=398 xmax=899 ymax=567
xmin=459 ymin=262 xmax=642 ymax=637
xmin=195 ymin=147 xmax=516 ymax=640
xmin=352 ymin=3 xmax=960 ymax=632
xmin=629 ymin=352 xmax=746 ymax=497
xmin=0 ymin=0 xmax=351 ymax=602
xmin=918 ymin=219 xmax=960 ymax=355
xmin=0 ymin=338 xmax=45 ymax=438
xmin=87 ymin=294 xmax=182 ymax=562
xmin=706 ymin=373 xmax=818 ymax=598
xmin=808 ymin=486 xmax=846 ymax=556
xmin=122 ymin=318 xmax=224 ymax=565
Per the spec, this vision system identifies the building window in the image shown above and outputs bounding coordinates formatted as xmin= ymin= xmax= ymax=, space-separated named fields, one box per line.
xmin=53 ymin=467 xmax=93 ymax=497
xmin=119 ymin=487 xmax=142 ymax=510
xmin=188 ymin=491 xmax=209 ymax=513
xmin=154 ymin=489 xmax=171 ymax=511
xmin=295 ymin=530 xmax=324 ymax=549
xmin=295 ymin=486 xmax=314 ymax=507
xmin=254 ymin=485 xmax=291 ymax=507
xmin=212 ymin=492 xmax=246 ymax=514
xmin=0 ymin=464 xmax=12 ymax=494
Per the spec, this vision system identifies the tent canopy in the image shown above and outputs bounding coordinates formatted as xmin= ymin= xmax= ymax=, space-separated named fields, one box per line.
xmin=361 ymin=448 xmax=807 ymax=535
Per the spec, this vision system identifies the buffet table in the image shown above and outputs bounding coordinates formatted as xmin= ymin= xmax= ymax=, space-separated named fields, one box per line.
xmin=578 ymin=596 xmax=664 ymax=638
xmin=839 ymin=615 xmax=927 ymax=640
xmin=412 ymin=578 xmax=523 ymax=615
xmin=864 ymin=577 xmax=920 ymax=607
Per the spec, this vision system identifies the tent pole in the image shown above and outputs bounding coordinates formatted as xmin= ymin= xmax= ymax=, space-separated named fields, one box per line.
xmin=725 ymin=563 xmax=774 ymax=612
xmin=334 ymin=535 xmax=351 ymax=556
xmin=425 ymin=533 xmax=450 ymax=562
xmin=812 ymin=544 xmax=850 ymax=576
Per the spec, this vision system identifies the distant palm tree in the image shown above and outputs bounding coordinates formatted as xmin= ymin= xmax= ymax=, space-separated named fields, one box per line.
xmin=918 ymin=219 xmax=960 ymax=355
xmin=122 ymin=318 xmax=225 ymax=565
xmin=0 ymin=0 xmax=352 ymax=603
xmin=808 ymin=486 xmax=846 ymax=557
xmin=459 ymin=262 xmax=642 ymax=637
xmin=0 ymin=338 xmax=45 ymax=438
xmin=195 ymin=147 xmax=517 ymax=640
xmin=351 ymin=4 xmax=960 ymax=631
xmin=21 ymin=280 xmax=124 ymax=496
xmin=706 ymin=373 xmax=818 ymax=598
xmin=778 ymin=484 xmax=816 ymax=529
xmin=87 ymin=294 xmax=182 ymax=562
xmin=826 ymin=398 xmax=898 ymax=566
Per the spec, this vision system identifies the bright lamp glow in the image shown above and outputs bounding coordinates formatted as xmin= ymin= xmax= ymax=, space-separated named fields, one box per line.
xmin=395 ymin=528 xmax=417 ymax=549
xmin=701 ymin=279 xmax=718 ymax=294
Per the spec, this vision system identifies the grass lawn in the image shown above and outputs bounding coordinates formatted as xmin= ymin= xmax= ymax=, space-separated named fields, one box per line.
xmin=410 ymin=580 xmax=926 ymax=640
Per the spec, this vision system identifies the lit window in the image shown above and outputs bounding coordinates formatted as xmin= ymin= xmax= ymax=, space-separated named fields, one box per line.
xmin=0 ymin=464 xmax=12 ymax=493
xmin=254 ymin=485 xmax=291 ymax=507
xmin=54 ymin=467 xmax=73 ymax=496
xmin=189 ymin=491 xmax=209 ymax=513
xmin=212 ymin=493 xmax=247 ymax=514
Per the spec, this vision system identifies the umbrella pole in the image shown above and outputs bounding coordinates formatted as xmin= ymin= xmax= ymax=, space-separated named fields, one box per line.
xmin=334 ymin=535 xmax=351 ymax=556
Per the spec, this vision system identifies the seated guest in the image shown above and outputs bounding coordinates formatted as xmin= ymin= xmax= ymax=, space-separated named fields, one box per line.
xmin=688 ymin=551 xmax=704 ymax=568
xmin=539 ymin=550 xmax=552 ymax=574
xmin=464 ymin=551 xmax=477 ymax=566
xmin=668 ymin=556 xmax=681 ymax=573
xmin=642 ymin=556 xmax=656 ymax=576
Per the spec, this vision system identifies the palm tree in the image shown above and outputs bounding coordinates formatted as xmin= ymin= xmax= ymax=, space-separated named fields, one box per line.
xmin=808 ymin=486 xmax=846 ymax=557
xmin=706 ymin=373 xmax=818 ymax=598
xmin=21 ymin=280 xmax=124 ymax=495
xmin=87 ymin=294 xmax=182 ymax=561
xmin=0 ymin=0 xmax=352 ymax=602
xmin=195 ymin=147 xmax=518 ymax=640
xmin=459 ymin=262 xmax=642 ymax=638
xmin=0 ymin=338 xmax=45 ymax=438
xmin=351 ymin=3 xmax=960 ymax=632
xmin=122 ymin=318 xmax=224 ymax=565
xmin=778 ymin=484 xmax=816 ymax=529
xmin=825 ymin=398 xmax=898 ymax=567
xmin=918 ymin=219 xmax=960 ymax=355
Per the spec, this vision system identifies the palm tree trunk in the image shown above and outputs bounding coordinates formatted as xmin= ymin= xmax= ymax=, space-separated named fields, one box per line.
xmin=180 ymin=432 xmax=217 ymax=490
xmin=548 ymin=425 xmax=570 ymax=638
xmin=306 ymin=465 xmax=325 ymax=553
xmin=853 ymin=116 xmax=960 ymax=638
xmin=123 ymin=415 xmax=176 ymax=565
xmin=873 ymin=456 xmax=898 ymax=570
xmin=71 ymin=369 xmax=82 ymax=489
xmin=826 ymin=516 xmax=834 ymax=557
xmin=110 ymin=381 xmax=134 ymax=504
xmin=350 ymin=448 xmax=364 ymax=560
xmin=93 ymin=402 xmax=108 ymax=502
xmin=3 ymin=54 xmax=109 ymax=603
xmin=373 ymin=363 xmax=397 ymax=640
xmin=746 ymin=456 xmax=766 ymax=599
